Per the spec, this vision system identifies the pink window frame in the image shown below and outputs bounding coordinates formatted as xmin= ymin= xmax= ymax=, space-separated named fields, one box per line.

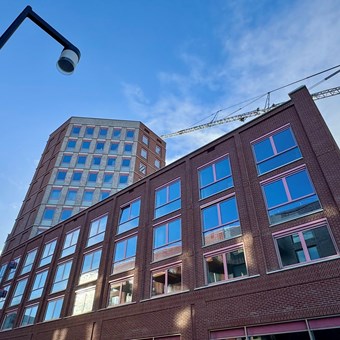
xmin=150 ymin=261 xmax=182 ymax=296
xmin=201 ymin=193 xmax=239 ymax=233
xmin=197 ymin=154 xmax=233 ymax=197
xmin=118 ymin=198 xmax=141 ymax=227
xmin=155 ymin=178 xmax=181 ymax=209
xmin=113 ymin=233 xmax=138 ymax=265
xmin=273 ymin=218 xmax=339 ymax=268
xmin=108 ymin=276 xmax=133 ymax=306
xmin=204 ymin=243 xmax=247 ymax=284
xmin=251 ymin=124 xmax=300 ymax=163
xmin=153 ymin=217 xmax=182 ymax=257
xmin=260 ymin=165 xmax=318 ymax=210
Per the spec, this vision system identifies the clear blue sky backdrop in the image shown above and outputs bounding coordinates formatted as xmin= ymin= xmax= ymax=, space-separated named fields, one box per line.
xmin=0 ymin=0 xmax=340 ymax=251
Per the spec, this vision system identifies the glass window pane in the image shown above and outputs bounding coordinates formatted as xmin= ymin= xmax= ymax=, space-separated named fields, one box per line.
xmin=126 ymin=236 xmax=137 ymax=258
xmin=199 ymin=166 xmax=214 ymax=187
xmin=277 ymin=234 xmax=304 ymax=266
xmin=253 ymin=138 xmax=274 ymax=162
xmin=202 ymin=205 xmax=219 ymax=230
xmin=156 ymin=187 xmax=167 ymax=207
xmin=273 ymin=128 xmax=296 ymax=153
xmin=287 ymin=170 xmax=314 ymax=200
xmin=226 ymin=249 xmax=247 ymax=279
xmin=220 ymin=197 xmax=238 ymax=225
xmin=215 ymin=158 xmax=231 ymax=180
xmin=168 ymin=219 xmax=181 ymax=242
xmin=154 ymin=225 xmax=166 ymax=248
xmin=169 ymin=181 xmax=180 ymax=201
xmin=263 ymin=180 xmax=287 ymax=207
xmin=206 ymin=255 xmax=225 ymax=283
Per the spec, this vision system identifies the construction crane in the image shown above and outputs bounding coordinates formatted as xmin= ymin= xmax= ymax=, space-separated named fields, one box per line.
xmin=161 ymin=86 xmax=340 ymax=139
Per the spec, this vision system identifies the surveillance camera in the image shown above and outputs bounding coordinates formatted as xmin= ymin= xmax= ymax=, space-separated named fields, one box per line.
xmin=57 ymin=48 xmax=80 ymax=75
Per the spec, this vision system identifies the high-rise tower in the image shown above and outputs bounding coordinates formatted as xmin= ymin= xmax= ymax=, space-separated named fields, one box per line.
xmin=4 ymin=117 xmax=166 ymax=252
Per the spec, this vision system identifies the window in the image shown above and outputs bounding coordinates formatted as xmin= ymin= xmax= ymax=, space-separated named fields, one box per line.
xmin=21 ymin=249 xmax=37 ymax=275
xmin=96 ymin=141 xmax=105 ymax=151
xmin=99 ymin=127 xmax=108 ymax=138
xmin=72 ymin=171 xmax=82 ymax=183
xmin=117 ymin=199 xmax=141 ymax=234
xmin=124 ymin=143 xmax=132 ymax=155
xmin=205 ymin=247 xmax=247 ymax=284
xmin=79 ymin=249 xmax=102 ymax=285
xmin=252 ymin=126 xmax=302 ymax=175
xmin=151 ymin=264 xmax=182 ymax=296
xmin=156 ymin=145 xmax=161 ymax=155
xmin=155 ymin=159 xmax=160 ymax=169
xmin=81 ymin=140 xmax=91 ymax=150
xmin=87 ymin=215 xmax=108 ymax=247
xmin=66 ymin=139 xmax=77 ymax=150
xmin=76 ymin=155 xmax=87 ymax=167
xmin=142 ymin=135 xmax=149 ymax=145
xmin=201 ymin=195 xmax=241 ymax=246
xmin=48 ymin=188 xmax=61 ymax=203
xmin=6 ymin=257 xmax=20 ymax=281
xmin=155 ymin=180 xmax=181 ymax=219
xmin=100 ymin=191 xmax=110 ymax=201
xmin=119 ymin=174 xmax=129 ymax=187
xmin=153 ymin=218 xmax=182 ymax=261
xmin=274 ymin=222 xmax=338 ymax=268
xmin=82 ymin=190 xmax=94 ymax=206
xmin=9 ymin=278 xmax=28 ymax=306
xmin=110 ymin=142 xmax=119 ymax=153
xmin=108 ymin=278 xmax=133 ymax=306
xmin=71 ymin=126 xmax=81 ymax=136
xmin=112 ymin=129 xmax=121 ymax=139
xmin=66 ymin=189 xmax=77 ymax=203
xmin=61 ymin=229 xmax=80 ymax=258
xmin=73 ymin=286 xmax=95 ymax=315
xmin=42 ymin=207 xmax=55 ymax=225
xmin=121 ymin=158 xmax=131 ymax=171
xmin=126 ymin=130 xmax=134 ymax=140
xmin=1 ymin=312 xmax=17 ymax=330
xmin=44 ymin=297 xmax=63 ymax=321
xmin=21 ymin=304 xmax=38 ymax=326
xmin=92 ymin=156 xmax=101 ymax=167
xmin=87 ymin=172 xmax=98 ymax=185
xmin=85 ymin=126 xmax=94 ymax=137
xmin=262 ymin=167 xmax=321 ymax=224
xmin=141 ymin=148 xmax=148 ymax=159
xmin=61 ymin=154 xmax=72 ymax=165
xmin=113 ymin=235 xmax=137 ymax=274
xmin=198 ymin=156 xmax=233 ymax=199
xmin=103 ymin=173 xmax=113 ymax=186
xmin=107 ymin=157 xmax=116 ymax=168
xmin=29 ymin=270 xmax=48 ymax=300
xmin=56 ymin=170 xmax=67 ymax=182
xmin=60 ymin=208 xmax=72 ymax=221
xmin=39 ymin=240 xmax=57 ymax=267
xmin=51 ymin=261 xmax=72 ymax=293
xmin=139 ymin=163 xmax=146 ymax=175
xmin=0 ymin=284 xmax=10 ymax=309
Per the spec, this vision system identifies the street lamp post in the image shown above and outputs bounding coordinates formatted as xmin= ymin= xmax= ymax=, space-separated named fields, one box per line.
xmin=0 ymin=5 xmax=81 ymax=74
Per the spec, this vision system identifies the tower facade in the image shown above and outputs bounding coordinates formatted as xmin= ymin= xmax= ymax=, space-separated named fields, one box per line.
xmin=4 ymin=117 xmax=166 ymax=252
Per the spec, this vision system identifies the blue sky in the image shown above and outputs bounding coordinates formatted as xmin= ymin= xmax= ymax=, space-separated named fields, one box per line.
xmin=0 ymin=0 xmax=340 ymax=252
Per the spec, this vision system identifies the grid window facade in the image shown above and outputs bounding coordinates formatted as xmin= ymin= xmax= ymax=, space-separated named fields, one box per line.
xmin=81 ymin=140 xmax=91 ymax=150
xmin=201 ymin=195 xmax=241 ymax=246
xmin=112 ymin=129 xmax=121 ymax=139
xmin=92 ymin=156 xmax=101 ymax=167
xmin=99 ymin=127 xmax=108 ymax=138
xmin=96 ymin=141 xmax=105 ymax=152
xmin=155 ymin=180 xmax=181 ymax=219
xmin=252 ymin=126 xmax=302 ymax=175
xmin=153 ymin=218 xmax=182 ymax=262
xmin=60 ymin=209 xmax=72 ymax=221
xmin=73 ymin=286 xmax=95 ymax=315
xmin=10 ymin=278 xmax=28 ymax=306
xmin=87 ymin=215 xmax=108 ymax=247
xmin=85 ymin=126 xmax=94 ymax=137
xmin=205 ymin=247 xmax=248 ymax=284
xmin=117 ymin=199 xmax=141 ymax=234
xmin=66 ymin=189 xmax=77 ymax=203
xmin=56 ymin=170 xmax=67 ymax=182
xmin=48 ymin=188 xmax=62 ymax=203
xmin=110 ymin=142 xmax=119 ymax=153
xmin=126 ymin=130 xmax=134 ymax=140
xmin=124 ymin=143 xmax=132 ymax=155
xmin=198 ymin=156 xmax=233 ymax=199
xmin=66 ymin=139 xmax=77 ymax=150
xmin=262 ymin=167 xmax=321 ymax=225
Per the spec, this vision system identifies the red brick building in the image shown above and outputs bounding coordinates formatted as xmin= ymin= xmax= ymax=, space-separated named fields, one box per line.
xmin=0 ymin=86 xmax=340 ymax=339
